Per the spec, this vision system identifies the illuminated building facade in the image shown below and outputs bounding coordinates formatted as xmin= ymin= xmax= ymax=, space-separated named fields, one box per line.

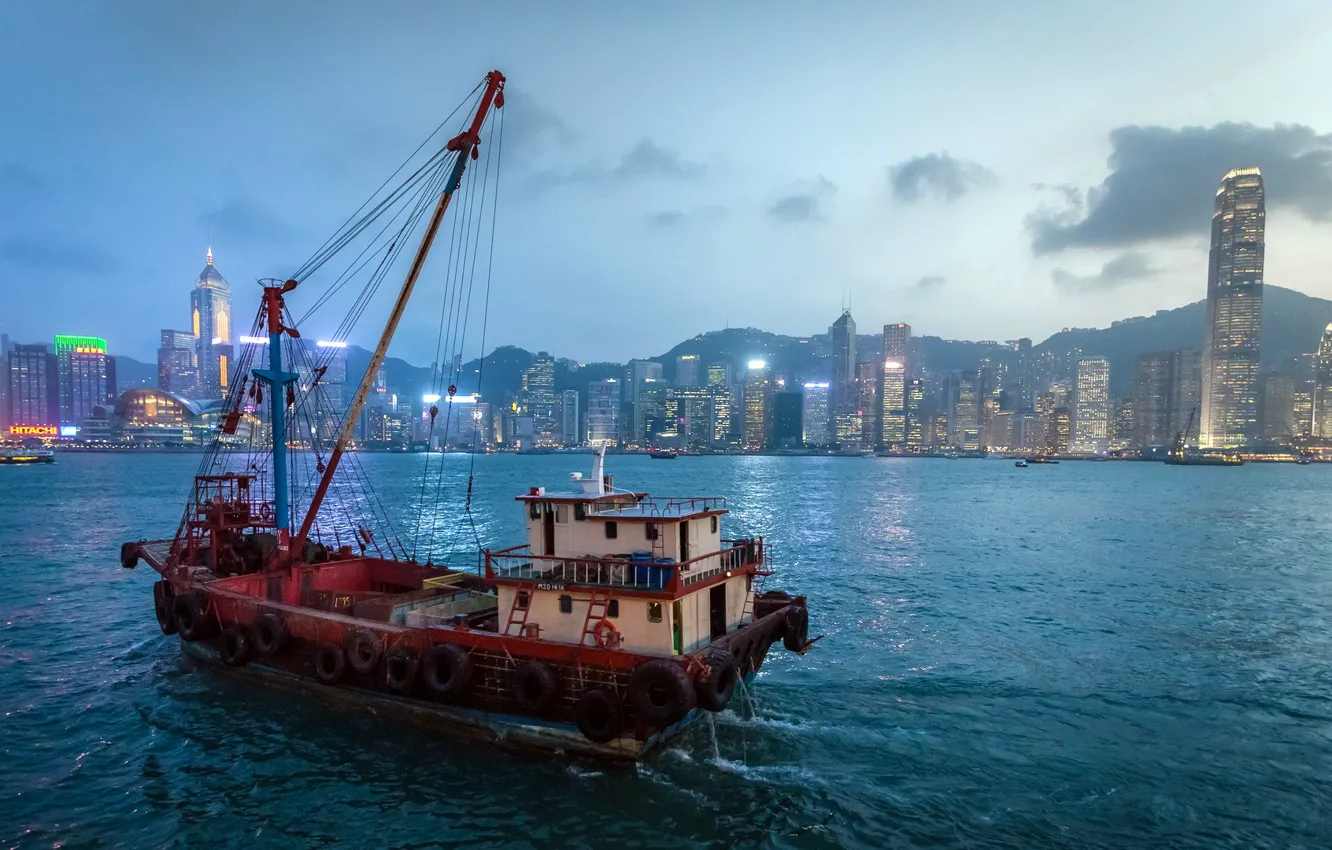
xmin=710 ymin=388 xmax=733 ymax=446
xmin=157 ymin=329 xmax=196 ymax=394
xmin=743 ymin=361 xmax=770 ymax=451
xmin=626 ymin=359 xmax=663 ymax=446
xmin=560 ymin=389 xmax=580 ymax=446
xmin=191 ymin=249 xmax=234 ymax=400
xmin=706 ymin=362 xmax=730 ymax=388
xmin=829 ymin=309 xmax=857 ymax=420
xmin=857 ymin=359 xmax=881 ymax=448
xmin=5 ymin=343 xmax=59 ymax=431
xmin=522 ymin=352 xmax=557 ymax=446
xmin=949 ymin=370 xmax=979 ymax=450
xmin=1260 ymin=373 xmax=1295 ymax=442
xmin=54 ymin=335 xmax=116 ymax=428
xmin=1132 ymin=349 xmax=1200 ymax=447
xmin=675 ymin=354 xmax=699 ymax=388
xmin=905 ymin=379 xmax=924 ymax=450
xmin=1200 ymin=168 xmax=1264 ymax=448
xmin=881 ymin=358 xmax=906 ymax=448
xmin=801 ymin=382 xmax=831 ymax=447
xmin=1071 ymin=357 xmax=1110 ymax=453
xmin=586 ymin=379 xmax=620 ymax=445
xmin=1314 ymin=324 xmax=1332 ymax=438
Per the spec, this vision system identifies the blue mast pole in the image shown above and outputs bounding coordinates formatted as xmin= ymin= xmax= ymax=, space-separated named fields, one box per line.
xmin=253 ymin=281 xmax=300 ymax=534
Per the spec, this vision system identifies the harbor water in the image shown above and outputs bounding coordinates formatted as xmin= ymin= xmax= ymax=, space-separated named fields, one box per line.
xmin=3 ymin=453 xmax=1332 ymax=848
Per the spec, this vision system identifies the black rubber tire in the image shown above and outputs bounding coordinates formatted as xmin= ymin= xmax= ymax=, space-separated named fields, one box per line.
xmin=153 ymin=580 xmax=176 ymax=636
xmin=346 ymin=628 xmax=382 ymax=675
xmin=511 ymin=661 xmax=558 ymax=714
xmin=574 ymin=688 xmax=625 ymax=744
xmin=783 ymin=605 xmax=809 ymax=653
xmin=220 ymin=627 xmax=251 ymax=667
xmin=252 ymin=613 xmax=288 ymax=657
xmin=629 ymin=659 xmax=696 ymax=726
xmin=383 ymin=648 xmax=419 ymax=694
xmin=314 ymin=642 xmax=346 ymax=684
xmin=422 ymin=644 xmax=473 ymax=699
xmin=120 ymin=541 xmax=139 ymax=570
xmin=696 ymin=649 xmax=738 ymax=712
xmin=173 ymin=593 xmax=216 ymax=642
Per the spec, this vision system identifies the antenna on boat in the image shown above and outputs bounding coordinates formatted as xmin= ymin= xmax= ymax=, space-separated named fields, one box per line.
xmin=291 ymin=69 xmax=507 ymax=555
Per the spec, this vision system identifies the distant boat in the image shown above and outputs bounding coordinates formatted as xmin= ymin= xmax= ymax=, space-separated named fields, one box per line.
xmin=1014 ymin=459 xmax=1028 ymax=468
xmin=1165 ymin=409 xmax=1243 ymax=466
xmin=0 ymin=447 xmax=54 ymax=465
xmin=648 ymin=449 xmax=679 ymax=460
xmin=1024 ymin=456 xmax=1059 ymax=464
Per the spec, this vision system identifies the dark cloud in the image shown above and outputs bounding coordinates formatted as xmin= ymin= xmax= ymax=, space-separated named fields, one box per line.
xmin=0 ymin=235 xmax=108 ymax=273
xmin=767 ymin=176 xmax=835 ymax=222
xmin=1051 ymin=251 xmax=1158 ymax=294
xmin=889 ymin=153 xmax=994 ymax=202
xmin=1029 ymin=122 xmax=1332 ymax=254
xmin=499 ymin=88 xmax=579 ymax=149
xmin=198 ymin=198 xmax=303 ymax=244
xmin=915 ymin=275 xmax=946 ymax=291
xmin=648 ymin=210 xmax=684 ymax=227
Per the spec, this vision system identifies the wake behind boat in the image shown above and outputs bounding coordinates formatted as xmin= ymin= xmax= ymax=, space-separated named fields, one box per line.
xmin=118 ymin=70 xmax=813 ymax=760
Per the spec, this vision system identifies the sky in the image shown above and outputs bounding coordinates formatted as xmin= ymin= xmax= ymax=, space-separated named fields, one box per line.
xmin=3 ymin=0 xmax=1332 ymax=365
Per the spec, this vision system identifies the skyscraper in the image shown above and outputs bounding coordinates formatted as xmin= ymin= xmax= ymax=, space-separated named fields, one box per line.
xmin=191 ymin=249 xmax=234 ymax=400
xmin=801 ymin=382 xmax=831 ymax=447
xmin=743 ymin=360 xmax=770 ymax=451
xmin=857 ymin=358 xmax=881 ymax=448
xmin=1313 ymin=324 xmax=1332 ymax=438
xmin=881 ymin=358 xmax=906 ymax=448
xmin=5 ymin=344 xmax=59 ymax=432
xmin=949 ymin=371 xmax=979 ymax=449
xmin=905 ymin=379 xmax=924 ymax=450
xmin=522 ymin=352 xmax=557 ymax=446
xmin=586 ymin=379 xmax=620 ymax=445
xmin=772 ymin=391 xmax=803 ymax=448
xmin=1261 ymin=373 xmax=1296 ymax=442
xmin=675 ymin=354 xmax=700 ymax=388
xmin=560 ymin=388 xmax=580 ymax=446
xmin=157 ymin=329 xmax=196 ymax=394
xmin=1200 ymin=168 xmax=1265 ymax=448
xmin=1072 ymin=357 xmax=1111 ymax=453
xmin=883 ymin=323 xmax=911 ymax=375
xmin=706 ymin=362 xmax=730 ymax=388
xmin=54 ymin=335 xmax=116 ymax=427
xmin=829 ymin=309 xmax=857 ymax=420
xmin=1132 ymin=349 xmax=1200 ymax=447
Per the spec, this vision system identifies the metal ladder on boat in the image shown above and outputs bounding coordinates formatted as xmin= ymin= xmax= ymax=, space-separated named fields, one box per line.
xmin=504 ymin=581 xmax=537 ymax=636
xmin=739 ymin=539 xmax=774 ymax=625
xmin=579 ymin=586 xmax=613 ymax=646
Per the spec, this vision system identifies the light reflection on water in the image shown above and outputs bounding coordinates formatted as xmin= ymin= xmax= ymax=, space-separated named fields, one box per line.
xmin=4 ymin=453 xmax=1332 ymax=847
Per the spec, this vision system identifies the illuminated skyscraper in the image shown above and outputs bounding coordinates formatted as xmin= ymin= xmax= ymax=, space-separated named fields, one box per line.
xmin=743 ymin=360 xmax=770 ymax=451
xmin=5 ymin=343 xmax=59 ymax=432
xmin=881 ymin=358 xmax=906 ymax=448
xmin=905 ymin=379 xmax=924 ymax=450
xmin=191 ymin=249 xmax=233 ymax=400
xmin=54 ymin=335 xmax=116 ymax=428
xmin=883 ymin=323 xmax=910 ymax=374
xmin=560 ymin=388 xmax=580 ymax=446
xmin=675 ymin=354 xmax=700 ymax=388
xmin=801 ymin=382 xmax=831 ymax=447
xmin=1314 ymin=325 xmax=1332 ymax=438
xmin=1072 ymin=357 xmax=1111 ymax=453
xmin=1200 ymin=168 xmax=1264 ymax=448
xmin=949 ymin=371 xmax=979 ymax=449
xmin=857 ymin=359 xmax=881 ymax=448
xmin=1132 ymin=349 xmax=1200 ymax=447
xmin=829 ymin=309 xmax=857 ymax=419
xmin=522 ymin=352 xmax=557 ymax=446
xmin=586 ymin=379 xmax=620 ymax=445
xmin=1261 ymin=373 xmax=1295 ymax=442
xmin=157 ymin=329 xmax=196 ymax=394
xmin=706 ymin=362 xmax=730 ymax=388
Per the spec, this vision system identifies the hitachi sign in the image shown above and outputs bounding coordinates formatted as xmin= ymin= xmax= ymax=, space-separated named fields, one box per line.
xmin=9 ymin=425 xmax=57 ymax=436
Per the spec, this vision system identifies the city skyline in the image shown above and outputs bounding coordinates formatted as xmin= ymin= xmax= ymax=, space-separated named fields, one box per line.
xmin=5 ymin=3 xmax=1332 ymax=365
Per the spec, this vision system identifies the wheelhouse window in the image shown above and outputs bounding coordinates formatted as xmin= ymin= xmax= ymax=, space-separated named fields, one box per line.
xmin=607 ymin=599 xmax=619 ymax=618
xmin=516 ymin=590 xmax=530 ymax=610
xmin=647 ymin=601 xmax=663 ymax=623
xmin=711 ymin=516 xmax=718 ymax=534
xmin=605 ymin=521 xmax=618 ymax=539
xmin=574 ymin=503 xmax=587 ymax=521
xmin=558 ymin=594 xmax=572 ymax=613
xmin=646 ymin=521 xmax=659 ymax=540
xmin=528 ymin=502 xmax=541 ymax=521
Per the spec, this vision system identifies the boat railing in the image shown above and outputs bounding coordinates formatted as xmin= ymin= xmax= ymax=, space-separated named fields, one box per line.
xmin=485 ymin=538 xmax=758 ymax=591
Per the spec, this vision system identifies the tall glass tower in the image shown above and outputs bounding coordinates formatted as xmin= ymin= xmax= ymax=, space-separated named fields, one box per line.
xmin=191 ymin=249 xmax=233 ymax=400
xmin=1200 ymin=168 xmax=1265 ymax=448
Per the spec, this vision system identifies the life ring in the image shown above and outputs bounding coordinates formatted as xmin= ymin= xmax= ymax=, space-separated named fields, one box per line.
xmin=423 ymin=644 xmax=473 ymax=699
xmin=592 ymin=618 xmax=621 ymax=649
xmin=172 ymin=593 xmax=216 ymax=642
xmin=220 ymin=626 xmax=252 ymax=667
xmin=252 ymin=612 xmax=288 ymax=657
xmin=152 ymin=580 xmax=176 ymax=636
xmin=258 ymin=503 xmax=274 ymax=522
xmin=383 ymin=648 xmax=419 ymax=693
xmin=346 ymin=628 xmax=382 ymax=674
xmin=314 ymin=642 xmax=346 ymax=684
xmin=511 ymin=661 xmax=558 ymax=714
xmin=783 ymin=605 xmax=809 ymax=653
xmin=695 ymin=648 xmax=738 ymax=712
xmin=628 ymin=659 xmax=695 ymax=726
xmin=574 ymin=688 xmax=624 ymax=743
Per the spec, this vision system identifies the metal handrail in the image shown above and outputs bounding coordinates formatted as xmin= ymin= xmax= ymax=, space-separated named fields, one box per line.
xmin=485 ymin=539 xmax=758 ymax=590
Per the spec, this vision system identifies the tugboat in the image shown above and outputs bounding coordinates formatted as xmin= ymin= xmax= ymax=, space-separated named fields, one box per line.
xmin=117 ymin=70 xmax=813 ymax=760
xmin=648 ymin=448 xmax=679 ymax=460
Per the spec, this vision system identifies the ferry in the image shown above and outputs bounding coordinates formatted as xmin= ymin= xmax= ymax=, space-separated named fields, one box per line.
xmin=0 ymin=447 xmax=54 ymax=465
xmin=118 ymin=70 xmax=813 ymax=760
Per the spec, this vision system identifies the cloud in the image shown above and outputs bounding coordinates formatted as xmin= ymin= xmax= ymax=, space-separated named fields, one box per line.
xmin=0 ymin=235 xmax=107 ymax=273
xmin=648 ymin=210 xmax=684 ymax=227
xmin=1029 ymin=122 xmax=1332 ymax=254
xmin=1051 ymin=251 xmax=1159 ymax=294
xmin=767 ymin=176 xmax=836 ymax=222
xmin=528 ymin=139 xmax=703 ymax=191
xmin=915 ymin=275 xmax=946 ymax=291
xmin=198 ymin=198 xmax=302 ymax=244
xmin=889 ymin=153 xmax=994 ymax=202
xmin=498 ymin=88 xmax=579 ymax=149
